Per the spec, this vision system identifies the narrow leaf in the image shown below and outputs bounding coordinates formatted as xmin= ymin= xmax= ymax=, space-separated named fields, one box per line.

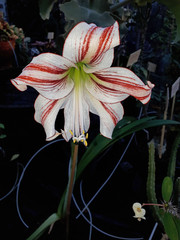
xmin=77 ymin=118 xmax=179 ymax=179
xmin=27 ymin=213 xmax=60 ymax=240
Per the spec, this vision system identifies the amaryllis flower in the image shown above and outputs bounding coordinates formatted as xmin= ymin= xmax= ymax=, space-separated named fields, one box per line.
xmin=11 ymin=21 xmax=153 ymax=144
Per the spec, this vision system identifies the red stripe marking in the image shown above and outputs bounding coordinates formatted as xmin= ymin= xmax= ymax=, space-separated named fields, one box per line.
xmin=41 ymin=99 xmax=58 ymax=125
xmin=25 ymin=63 xmax=66 ymax=74
xmin=90 ymin=25 xmax=114 ymax=64
xmin=81 ymin=26 xmax=96 ymax=61
xmin=101 ymin=102 xmax=118 ymax=126
xmin=94 ymin=74 xmax=151 ymax=101
xmin=17 ymin=75 xmax=67 ymax=92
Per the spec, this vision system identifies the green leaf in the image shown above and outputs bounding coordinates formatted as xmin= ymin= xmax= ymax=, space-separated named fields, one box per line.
xmin=76 ymin=0 xmax=89 ymax=7
xmin=27 ymin=213 xmax=60 ymax=240
xmin=60 ymin=0 xmax=115 ymax=28
xmin=89 ymin=0 xmax=110 ymax=13
xmin=163 ymin=212 xmax=179 ymax=240
xmin=76 ymin=117 xmax=180 ymax=180
xmin=162 ymin=176 xmax=173 ymax=203
xmin=38 ymin=0 xmax=57 ymax=20
xmin=158 ymin=0 xmax=180 ymax=42
xmin=173 ymin=216 xmax=180 ymax=238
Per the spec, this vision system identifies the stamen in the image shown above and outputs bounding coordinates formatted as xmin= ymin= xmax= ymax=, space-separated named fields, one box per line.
xmin=70 ymin=130 xmax=88 ymax=146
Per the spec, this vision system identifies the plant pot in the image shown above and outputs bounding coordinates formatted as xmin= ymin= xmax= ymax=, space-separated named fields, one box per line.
xmin=0 ymin=39 xmax=16 ymax=70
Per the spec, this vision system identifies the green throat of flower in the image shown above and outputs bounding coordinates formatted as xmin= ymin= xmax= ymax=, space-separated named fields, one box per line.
xmin=68 ymin=62 xmax=89 ymax=87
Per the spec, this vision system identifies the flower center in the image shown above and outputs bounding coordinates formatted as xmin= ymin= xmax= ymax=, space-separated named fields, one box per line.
xmin=137 ymin=208 xmax=142 ymax=212
xmin=69 ymin=62 xmax=88 ymax=86
xmin=67 ymin=63 xmax=90 ymax=141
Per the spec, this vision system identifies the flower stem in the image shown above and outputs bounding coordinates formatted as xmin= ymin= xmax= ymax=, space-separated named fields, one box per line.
xmin=65 ymin=143 xmax=79 ymax=239
xmin=142 ymin=203 xmax=164 ymax=207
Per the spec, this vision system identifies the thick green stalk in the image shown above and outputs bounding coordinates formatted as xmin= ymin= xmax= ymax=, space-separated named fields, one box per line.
xmin=167 ymin=130 xmax=180 ymax=181
xmin=146 ymin=140 xmax=163 ymax=224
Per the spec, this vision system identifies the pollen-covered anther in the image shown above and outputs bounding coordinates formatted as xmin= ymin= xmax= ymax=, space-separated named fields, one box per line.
xmin=69 ymin=130 xmax=88 ymax=146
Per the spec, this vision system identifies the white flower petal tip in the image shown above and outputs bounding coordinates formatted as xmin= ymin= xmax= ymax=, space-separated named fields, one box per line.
xmin=147 ymin=81 xmax=155 ymax=89
xmin=46 ymin=131 xmax=61 ymax=141
xmin=132 ymin=202 xmax=146 ymax=221
xmin=11 ymin=79 xmax=27 ymax=91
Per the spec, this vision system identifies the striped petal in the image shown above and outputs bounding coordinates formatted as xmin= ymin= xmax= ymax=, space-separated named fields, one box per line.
xmin=85 ymin=73 xmax=129 ymax=103
xmin=89 ymin=67 xmax=154 ymax=104
xmin=63 ymin=21 xmax=120 ymax=70
xmin=34 ymin=94 xmax=66 ymax=140
xmin=86 ymin=92 xmax=124 ymax=138
xmin=83 ymin=48 xmax=114 ymax=73
xmin=11 ymin=53 xmax=76 ymax=99
xmin=62 ymin=88 xmax=90 ymax=141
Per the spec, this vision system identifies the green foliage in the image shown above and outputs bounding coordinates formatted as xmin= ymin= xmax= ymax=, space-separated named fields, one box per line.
xmin=147 ymin=137 xmax=180 ymax=240
xmin=59 ymin=0 xmax=115 ymax=30
xmin=146 ymin=140 xmax=164 ymax=223
xmin=158 ymin=0 xmax=180 ymax=42
xmin=27 ymin=213 xmax=60 ymax=240
xmin=162 ymin=176 xmax=173 ymax=202
xmin=147 ymin=141 xmax=157 ymax=203
xmin=38 ymin=0 xmax=57 ymax=20
xmin=26 ymin=117 xmax=179 ymax=239
xmin=167 ymin=130 xmax=180 ymax=180
xmin=89 ymin=0 xmax=110 ymax=13
xmin=76 ymin=117 xmax=179 ymax=180
xmin=38 ymin=0 xmax=180 ymax=43
xmin=163 ymin=213 xmax=179 ymax=240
